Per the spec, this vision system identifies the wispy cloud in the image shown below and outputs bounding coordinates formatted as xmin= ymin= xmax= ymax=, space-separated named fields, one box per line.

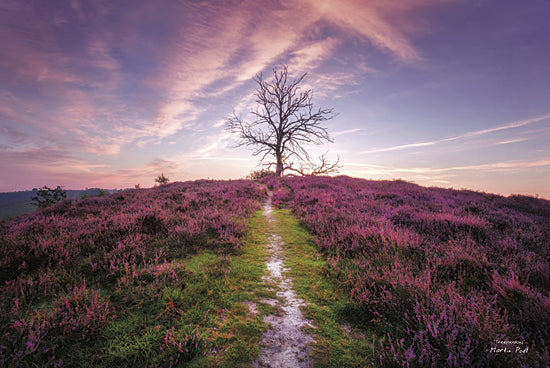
xmin=289 ymin=38 xmax=341 ymax=74
xmin=360 ymin=114 xmax=550 ymax=154
xmin=301 ymin=0 xmax=435 ymax=63
xmin=443 ymin=159 xmax=550 ymax=172
xmin=457 ymin=114 xmax=550 ymax=139
xmin=346 ymin=158 xmax=550 ymax=177
xmin=188 ymin=156 xmax=257 ymax=162
xmin=191 ymin=131 xmax=233 ymax=158
xmin=361 ymin=141 xmax=437 ymax=154
xmin=142 ymin=0 xmax=442 ymax=140
xmin=495 ymin=138 xmax=527 ymax=145
xmin=332 ymin=128 xmax=363 ymax=136
xmin=1 ymin=0 xmax=439 ymax=150
xmin=1 ymin=0 xmax=489 ymax=191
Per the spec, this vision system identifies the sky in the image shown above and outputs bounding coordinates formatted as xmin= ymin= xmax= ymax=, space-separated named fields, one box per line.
xmin=1 ymin=0 xmax=549 ymax=198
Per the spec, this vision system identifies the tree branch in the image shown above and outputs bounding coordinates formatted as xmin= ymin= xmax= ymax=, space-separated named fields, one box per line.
xmin=225 ymin=64 xmax=337 ymax=176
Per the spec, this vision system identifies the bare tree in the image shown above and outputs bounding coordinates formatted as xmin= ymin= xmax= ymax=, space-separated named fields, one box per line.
xmin=226 ymin=64 xmax=337 ymax=177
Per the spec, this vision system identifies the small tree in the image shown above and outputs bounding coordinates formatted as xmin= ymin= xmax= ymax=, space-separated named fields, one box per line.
xmin=80 ymin=188 xmax=108 ymax=199
xmin=31 ymin=186 xmax=67 ymax=208
xmin=155 ymin=173 xmax=169 ymax=186
xmin=226 ymin=64 xmax=338 ymax=177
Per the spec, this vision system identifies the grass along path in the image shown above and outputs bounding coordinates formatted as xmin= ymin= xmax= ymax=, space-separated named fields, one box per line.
xmin=96 ymin=208 xmax=276 ymax=368
xmin=252 ymin=192 xmax=315 ymax=368
xmin=267 ymin=208 xmax=377 ymax=367
xmin=74 ymin=190 xmax=374 ymax=367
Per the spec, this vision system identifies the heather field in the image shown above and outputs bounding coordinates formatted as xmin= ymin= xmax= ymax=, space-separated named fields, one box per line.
xmin=0 ymin=180 xmax=269 ymax=367
xmin=263 ymin=175 xmax=550 ymax=367
xmin=1 ymin=176 xmax=549 ymax=367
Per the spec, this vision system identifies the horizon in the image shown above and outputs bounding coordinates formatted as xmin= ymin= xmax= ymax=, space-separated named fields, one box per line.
xmin=1 ymin=1 xmax=550 ymax=198
xmin=3 ymin=175 xmax=549 ymax=202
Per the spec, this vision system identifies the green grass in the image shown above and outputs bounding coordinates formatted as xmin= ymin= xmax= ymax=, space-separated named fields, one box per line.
xmin=7 ymin=204 xmax=383 ymax=367
xmin=83 ymin=209 xmax=275 ymax=367
xmin=271 ymin=209 xmax=378 ymax=367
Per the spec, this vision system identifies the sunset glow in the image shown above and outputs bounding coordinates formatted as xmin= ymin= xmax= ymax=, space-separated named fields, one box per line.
xmin=1 ymin=1 xmax=549 ymax=197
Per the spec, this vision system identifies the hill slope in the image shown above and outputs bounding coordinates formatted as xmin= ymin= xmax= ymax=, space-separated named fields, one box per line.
xmin=0 ymin=180 xmax=267 ymax=367
xmin=262 ymin=175 xmax=550 ymax=367
xmin=1 ymin=176 xmax=548 ymax=367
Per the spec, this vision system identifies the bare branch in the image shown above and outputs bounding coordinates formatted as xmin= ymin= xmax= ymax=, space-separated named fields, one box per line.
xmin=286 ymin=153 xmax=341 ymax=176
xmin=225 ymin=64 xmax=337 ymax=176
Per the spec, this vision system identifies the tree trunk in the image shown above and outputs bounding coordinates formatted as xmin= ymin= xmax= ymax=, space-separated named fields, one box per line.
xmin=275 ymin=151 xmax=283 ymax=177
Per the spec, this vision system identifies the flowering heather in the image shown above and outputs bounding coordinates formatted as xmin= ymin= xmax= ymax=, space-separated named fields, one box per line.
xmin=0 ymin=180 xmax=266 ymax=366
xmin=263 ymin=175 xmax=550 ymax=367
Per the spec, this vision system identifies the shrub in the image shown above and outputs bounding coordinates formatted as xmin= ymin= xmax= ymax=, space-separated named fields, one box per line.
xmin=2 ymin=285 xmax=114 ymax=366
xmin=30 ymin=186 xmax=67 ymax=208
xmin=155 ymin=173 xmax=170 ymax=186
xmin=246 ymin=168 xmax=276 ymax=180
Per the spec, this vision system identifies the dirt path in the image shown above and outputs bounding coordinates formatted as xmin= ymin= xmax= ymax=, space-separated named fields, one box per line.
xmin=252 ymin=192 xmax=315 ymax=368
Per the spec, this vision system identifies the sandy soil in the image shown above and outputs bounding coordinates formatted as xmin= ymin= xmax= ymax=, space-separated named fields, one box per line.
xmin=252 ymin=193 xmax=315 ymax=368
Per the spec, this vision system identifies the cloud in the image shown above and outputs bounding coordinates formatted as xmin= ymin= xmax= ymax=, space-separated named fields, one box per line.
xmin=332 ymin=128 xmax=363 ymax=136
xmin=495 ymin=138 xmax=527 ymax=145
xmin=442 ymin=159 xmax=550 ymax=172
xmin=360 ymin=114 xmax=550 ymax=154
xmin=2 ymin=0 xmax=440 ymax=149
xmin=116 ymin=158 xmax=179 ymax=178
xmin=0 ymin=0 xmax=461 ymax=191
xmin=0 ymin=146 xmax=71 ymax=166
xmin=301 ymin=0 xmax=426 ymax=62
xmin=143 ymin=0 xmax=441 ymax=140
xmin=289 ymin=38 xmax=340 ymax=73
xmin=0 ymin=123 xmax=31 ymax=145
xmin=188 ymin=156 xmax=257 ymax=162
xmin=143 ymin=1 xmax=311 ymax=138
xmin=87 ymin=40 xmax=120 ymax=71
xmin=347 ymin=158 xmax=550 ymax=177
xmin=361 ymin=141 xmax=436 ymax=154
xmin=0 ymin=7 xmax=130 ymax=158
xmin=464 ymin=114 xmax=550 ymax=137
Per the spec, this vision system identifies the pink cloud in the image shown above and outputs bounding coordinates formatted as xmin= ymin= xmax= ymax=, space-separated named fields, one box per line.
xmin=2 ymin=0 xmax=439 ymax=150
xmin=0 ymin=0 xmax=466 ymax=191
xmin=301 ymin=0 xmax=426 ymax=62
xmin=144 ymin=0 xmax=441 ymax=140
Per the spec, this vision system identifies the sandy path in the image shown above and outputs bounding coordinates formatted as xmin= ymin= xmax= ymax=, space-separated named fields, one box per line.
xmin=252 ymin=193 xmax=315 ymax=368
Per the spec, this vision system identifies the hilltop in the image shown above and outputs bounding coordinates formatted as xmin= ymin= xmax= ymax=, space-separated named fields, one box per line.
xmin=0 ymin=177 xmax=548 ymax=367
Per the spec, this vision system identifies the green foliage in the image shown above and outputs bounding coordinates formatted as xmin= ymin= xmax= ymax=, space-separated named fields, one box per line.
xmin=155 ymin=173 xmax=170 ymax=186
xmin=246 ymin=169 xmax=276 ymax=180
xmin=80 ymin=188 xmax=109 ymax=199
xmin=31 ymin=185 xmax=67 ymax=208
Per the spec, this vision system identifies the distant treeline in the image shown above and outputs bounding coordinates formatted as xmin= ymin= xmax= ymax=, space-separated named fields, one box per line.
xmin=0 ymin=188 xmax=118 ymax=220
